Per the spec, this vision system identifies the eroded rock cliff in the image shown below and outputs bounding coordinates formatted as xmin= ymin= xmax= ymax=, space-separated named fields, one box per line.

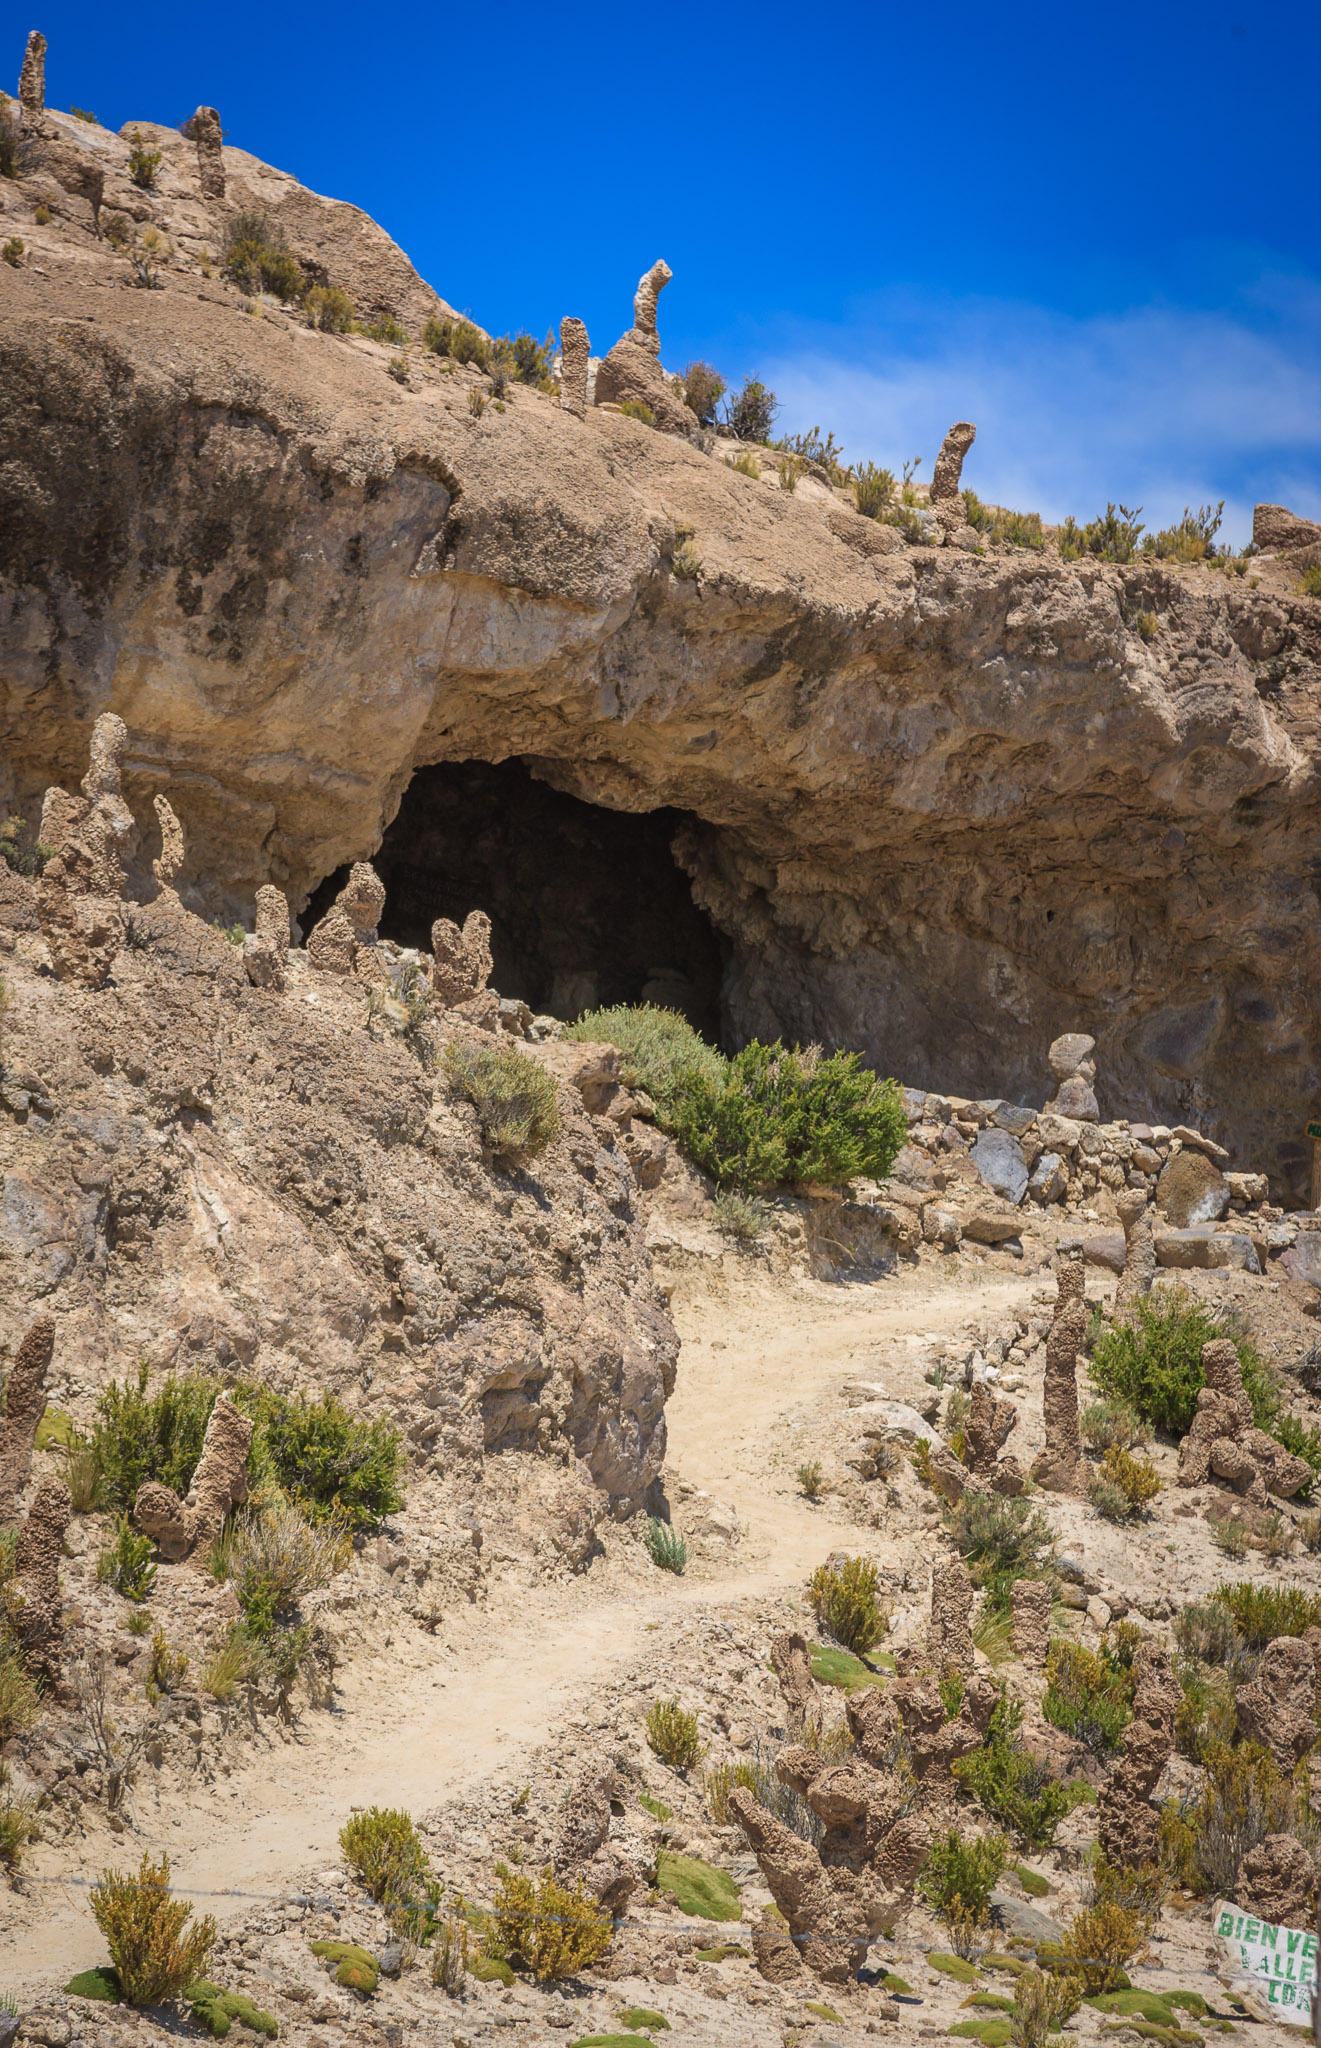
xmin=2 ymin=109 xmax=1320 ymax=1189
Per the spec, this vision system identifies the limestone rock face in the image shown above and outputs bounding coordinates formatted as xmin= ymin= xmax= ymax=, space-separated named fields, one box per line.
xmin=2 ymin=120 xmax=1321 ymax=1189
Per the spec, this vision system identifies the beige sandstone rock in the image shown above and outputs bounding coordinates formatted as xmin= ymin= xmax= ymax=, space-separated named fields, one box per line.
xmin=1032 ymin=1253 xmax=1083 ymax=1492
xmin=152 ymin=793 xmax=185 ymax=899
xmin=559 ymin=317 xmax=589 ymax=419
xmin=18 ymin=30 xmax=45 ymax=126
xmin=1114 ymin=1189 xmax=1156 ymax=1314
xmin=1010 ymin=1578 xmax=1050 ymax=1665
xmin=965 ymin=1379 xmax=1020 ymax=1491
xmin=928 ymin=1558 xmax=975 ymax=1678
xmin=0 ymin=1314 xmax=55 ymax=1523
xmin=243 ymin=883 xmax=291 ymax=989
xmin=431 ymin=908 xmax=493 ymax=1006
xmin=1236 ymin=1833 xmax=1316 ymax=1925
xmin=1097 ymin=1643 xmax=1179 ymax=1869
xmin=307 ymin=861 xmax=388 ymax=984
xmin=1253 ymin=504 xmax=1321 ymax=553
xmin=631 ymin=260 xmax=671 ymax=354
xmin=929 ymin=421 xmax=976 ymax=502
xmin=132 ymin=1392 xmax=252 ymax=1561
xmin=553 ymin=1758 xmax=641 ymax=1914
xmin=1157 ymin=1148 xmax=1229 ymax=1227
xmin=183 ymin=105 xmax=225 ymax=200
xmin=1176 ymin=1338 xmax=1310 ymax=1504
xmin=12 ymin=1474 xmax=71 ymax=1681
xmin=771 ymin=1631 xmax=824 ymax=1736
xmin=1235 ymin=1637 xmax=1319 ymax=1772
xmin=34 ymin=712 xmax=134 ymax=987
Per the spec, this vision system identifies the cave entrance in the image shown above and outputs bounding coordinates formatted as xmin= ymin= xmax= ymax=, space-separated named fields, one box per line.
xmin=310 ymin=759 xmax=728 ymax=1039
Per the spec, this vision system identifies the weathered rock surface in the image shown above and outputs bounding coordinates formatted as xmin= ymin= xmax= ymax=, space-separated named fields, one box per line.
xmin=2 ymin=118 xmax=1321 ymax=1189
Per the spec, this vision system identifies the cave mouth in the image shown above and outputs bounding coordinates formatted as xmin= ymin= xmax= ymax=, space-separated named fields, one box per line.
xmin=307 ymin=759 xmax=729 ymax=1040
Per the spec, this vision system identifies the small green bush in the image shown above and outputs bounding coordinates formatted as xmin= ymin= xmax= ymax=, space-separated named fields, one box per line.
xmin=671 ymin=537 xmax=702 ymax=580
xmin=713 ymin=1190 xmax=766 ymax=1242
xmin=1010 ymin=1967 xmax=1082 ymax=2048
xmin=340 ymin=1806 xmax=431 ymax=1909
xmin=0 ymin=1760 xmax=39 ymax=1868
xmin=643 ymin=1517 xmax=688 ymax=1575
xmin=97 ymin=1519 xmax=156 ymax=1602
xmin=618 ymin=397 xmax=655 ymax=425
xmin=808 ymin=1555 xmax=887 ymax=1654
xmin=854 ymin=463 xmax=896 ymax=519
xmin=943 ymin=1493 xmax=1054 ymax=1611
xmin=672 ymin=1039 xmax=906 ymax=1192
xmin=920 ymin=1830 xmax=1008 ymax=1915
xmin=0 ymin=1635 xmax=41 ymax=1741
xmin=1057 ymin=504 xmax=1146 ymax=564
xmin=361 ymin=313 xmax=408 ymax=345
xmin=306 ymin=284 xmax=354 ymax=331
xmin=1079 ymin=1400 xmax=1146 ymax=1453
xmin=64 ymin=1967 xmax=121 ymax=2000
xmin=1144 ymin=502 xmax=1223 ymax=562
xmin=727 ymin=451 xmax=761 ymax=478
xmin=90 ymin=1853 xmax=216 ymax=2005
xmin=495 ymin=328 xmax=555 ymax=387
xmin=1042 ymin=1641 xmax=1131 ymax=1759
xmin=565 ymin=1005 xmax=726 ymax=1122
xmin=422 ymin=316 xmax=488 ymax=366
xmin=91 ymin=1365 xmax=217 ymax=1514
xmin=1211 ymin=1580 xmax=1321 ymax=1646
xmin=953 ymin=1694 xmax=1081 ymax=1848
xmin=797 ymin=1460 xmax=827 ymax=1500
xmin=228 ymin=1503 xmax=350 ymax=1633
xmin=0 ymin=97 xmax=18 ymax=181
xmin=777 ymin=453 xmax=806 ymax=493
xmin=1088 ymin=1445 xmax=1161 ymax=1521
xmin=723 ymin=377 xmax=778 ymax=444
xmin=223 ymin=211 xmax=305 ymax=302
xmin=1172 ymin=1599 xmax=1244 ymax=1668
xmin=126 ymin=132 xmax=162 ymax=190
xmin=1089 ymin=1289 xmax=1277 ymax=1437
xmin=239 ymin=1386 xmax=403 ymax=1530
xmin=682 ymin=361 xmax=726 ymax=424
xmin=3 ymin=237 xmax=25 ymax=268
xmin=184 ymin=1981 xmax=279 ymax=2039
xmin=490 ymin=1863 xmax=612 ymax=1980
xmin=1301 ymin=564 xmax=1321 ymax=598
xmin=443 ymin=1040 xmax=561 ymax=1166
xmin=646 ymin=1698 xmax=701 ymax=1770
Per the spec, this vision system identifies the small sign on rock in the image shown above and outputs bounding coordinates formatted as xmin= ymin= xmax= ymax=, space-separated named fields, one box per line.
xmin=1213 ymin=1899 xmax=1318 ymax=2018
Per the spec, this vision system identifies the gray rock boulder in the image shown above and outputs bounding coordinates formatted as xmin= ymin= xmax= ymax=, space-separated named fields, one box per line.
xmin=1052 ymin=1075 xmax=1099 ymax=1121
xmin=970 ymin=1127 xmax=1028 ymax=1205
xmin=1156 ymin=1148 xmax=1230 ymax=1226
xmin=1048 ymin=1032 xmax=1096 ymax=1079
xmin=1028 ymin=1151 xmax=1067 ymax=1203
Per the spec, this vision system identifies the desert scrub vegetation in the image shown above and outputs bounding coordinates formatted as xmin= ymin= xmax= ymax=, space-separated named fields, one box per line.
xmin=797 ymin=1459 xmax=827 ymax=1500
xmin=1042 ymin=1639 xmax=1132 ymax=1759
xmin=0 ymin=1760 xmax=39 ymax=1869
xmin=1160 ymin=1741 xmax=1308 ymax=1897
xmin=225 ymin=1502 xmax=350 ymax=1635
xmin=723 ymin=376 xmax=778 ymax=444
xmin=962 ymin=491 xmax=1046 ymax=551
xmin=489 ymin=1864 xmax=612 ymax=1981
xmin=340 ymin=1806 xmax=431 ymax=1909
xmin=671 ymin=1040 xmax=906 ymax=1192
xmin=1057 ymin=504 xmax=1146 ymax=564
xmin=90 ymin=1853 xmax=217 ymax=2005
xmin=0 ymin=95 xmax=19 ymax=179
xmin=422 ymin=316 xmax=488 ymax=366
xmin=943 ymin=1492 xmax=1054 ymax=1610
xmin=643 ymin=1516 xmax=688 ymax=1574
xmin=1210 ymin=1579 xmax=1321 ymax=1645
xmin=566 ymin=1004 xmax=725 ymax=1119
xmin=808 ymin=1555 xmax=887 ymax=1655
xmin=1051 ymin=1900 xmax=1146 ymax=1994
xmin=1088 ymin=1288 xmax=1277 ymax=1437
xmin=726 ymin=450 xmax=761 ymax=478
xmin=853 ymin=462 xmax=896 ymax=519
xmin=1010 ymin=1968 xmax=1083 ymax=2048
xmin=1088 ymin=1444 xmax=1162 ymax=1522
xmin=0 ymin=1635 xmax=41 ymax=1743
xmin=953 ymin=1693 xmax=1084 ymax=1849
xmin=90 ymin=1366 xmax=216 ymax=1514
xmin=97 ymin=1519 xmax=157 ymax=1603
xmin=306 ymin=284 xmax=354 ymax=331
xmin=1079 ymin=1399 xmax=1146 ymax=1454
xmin=125 ymin=131 xmax=162 ymax=190
xmin=646 ymin=1698 xmax=702 ymax=1770
xmin=713 ymin=1190 xmax=767 ymax=1242
xmin=919 ymin=1830 xmax=1008 ymax=1917
xmin=682 ymin=360 xmax=726 ymax=424
xmin=2 ymin=237 xmax=24 ymax=268
xmin=1301 ymin=564 xmax=1321 ymax=598
xmin=1144 ymin=501 xmax=1224 ymax=562
xmin=223 ymin=211 xmax=305 ymax=302
xmin=442 ymin=1040 xmax=561 ymax=1166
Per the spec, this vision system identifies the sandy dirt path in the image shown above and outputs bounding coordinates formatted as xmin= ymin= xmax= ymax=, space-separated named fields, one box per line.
xmin=11 ymin=1264 xmax=1033 ymax=1990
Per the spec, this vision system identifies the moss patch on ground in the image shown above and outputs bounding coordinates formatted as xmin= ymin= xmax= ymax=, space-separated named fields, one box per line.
xmin=929 ymin=1951 xmax=983 ymax=1985
xmin=655 ymin=1851 xmax=741 ymax=1921
xmin=64 ymin=1969 xmax=121 ymax=2002
xmin=949 ymin=2020 xmax=1012 ymax=2047
xmin=309 ymin=1941 xmax=378 ymax=1994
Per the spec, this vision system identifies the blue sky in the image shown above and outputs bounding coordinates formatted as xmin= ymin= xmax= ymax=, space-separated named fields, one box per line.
xmin=29 ymin=0 xmax=1321 ymax=545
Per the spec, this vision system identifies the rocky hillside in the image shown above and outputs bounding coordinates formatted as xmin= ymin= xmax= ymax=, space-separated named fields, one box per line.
xmin=2 ymin=72 xmax=1321 ymax=1194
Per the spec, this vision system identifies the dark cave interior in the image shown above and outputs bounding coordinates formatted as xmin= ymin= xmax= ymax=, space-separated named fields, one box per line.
xmin=303 ymin=758 xmax=728 ymax=1038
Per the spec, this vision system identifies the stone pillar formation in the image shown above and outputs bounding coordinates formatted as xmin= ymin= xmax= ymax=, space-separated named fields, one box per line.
xmin=559 ymin=316 xmax=589 ymax=419
xmin=18 ymin=29 xmax=46 ymax=128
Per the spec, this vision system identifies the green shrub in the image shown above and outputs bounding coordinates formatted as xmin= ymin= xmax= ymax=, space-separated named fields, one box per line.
xmin=566 ymin=1005 xmax=726 ymax=1122
xmin=98 ymin=1519 xmax=156 ymax=1603
xmin=643 ymin=1517 xmax=687 ymax=1574
xmin=223 ymin=211 xmax=305 ymax=301
xmin=126 ymin=132 xmax=162 ymax=190
xmin=808 ymin=1555 xmax=887 ymax=1654
xmin=1057 ymin=504 xmax=1145 ymax=564
xmin=183 ymin=1980 xmax=278 ymax=2039
xmin=0 ymin=1761 xmax=38 ymax=1868
xmin=1271 ymin=1410 xmax=1321 ymax=1495
xmin=199 ymin=1626 xmax=262 ymax=1701
xmin=1079 ymin=1400 xmax=1146 ymax=1453
xmin=672 ymin=1039 xmax=905 ymax=1192
xmin=361 ymin=313 xmax=408 ymax=345
xmin=854 ymin=463 xmax=896 ymax=519
xmin=1054 ymin=1900 xmax=1147 ymax=1994
xmin=942 ymin=1493 xmax=1054 ymax=1611
xmin=91 ymin=1365 xmax=217 ymax=1513
xmin=443 ymin=1040 xmax=561 ymax=1166
xmin=713 ymin=1190 xmax=766 ymax=1242
xmin=228 ymin=1503 xmax=350 ymax=1632
xmin=1301 ymin=564 xmax=1321 ymax=598
xmin=489 ymin=1863 xmax=612 ymax=1980
xmin=1144 ymin=502 xmax=1223 ymax=562
xmin=727 ymin=451 xmax=761 ymax=478
xmin=682 ymin=361 xmax=726 ymax=424
xmin=90 ymin=1853 xmax=217 ymax=2005
xmin=1132 ymin=609 xmax=1158 ymax=641
xmin=1042 ymin=1641 xmax=1131 ymax=1759
xmin=618 ymin=397 xmax=655 ymax=425
xmin=1211 ymin=1580 xmax=1321 ymax=1646
xmin=0 ymin=1639 xmax=41 ymax=1741
xmin=340 ymin=1806 xmax=431 ymax=1909
xmin=1088 ymin=1445 xmax=1161 ymax=1521
xmin=1172 ymin=1599 xmax=1245 ymax=1668
xmin=493 ymin=328 xmax=555 ymax=387
xmin=238 ymin=1387 xmax=403 ymax=1530
xmin=646 ymin=1698 xmax=701 ymax=1770
xmin=1089 ymin=1290 xmax=1276 ymax=1437
xmin=953 ymin=1694 xmax=1081 ymax=1848
xmin=1161 ymin=1741 xmax=1299 ymax=1897
xmin=777 ymin=453 xmax=806 ymax=493
xmin=797 ymin=1460 xmax=827 ymax=1501
xmin=306 ymin=284 xmax=354 ymax=331
xmin=144 ymin=1629 xmax=189 ymax=1704
xmin=3 ymin=237 xmax=25 ymax=268
xmin=1010 ymin=1967 xmax=1082 ymax=2048
xmin=422 ymin=316 xmax=488 ymax=366
xmin=671 ymin=537 xmax=702 ymax=580
xmin=723 ymin=377 xmax=778 ymax=444
xmin=920 ymin=1830 xmax=1009 ymax=1915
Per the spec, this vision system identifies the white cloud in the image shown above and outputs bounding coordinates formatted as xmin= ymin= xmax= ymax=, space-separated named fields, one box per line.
xmin=753 ymin=285 xmax=1321 ymax=548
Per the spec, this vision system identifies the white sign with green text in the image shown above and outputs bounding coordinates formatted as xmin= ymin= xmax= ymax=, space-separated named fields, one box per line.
xmin=1214 ymin=1899 xmax=1317 ymax=2016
